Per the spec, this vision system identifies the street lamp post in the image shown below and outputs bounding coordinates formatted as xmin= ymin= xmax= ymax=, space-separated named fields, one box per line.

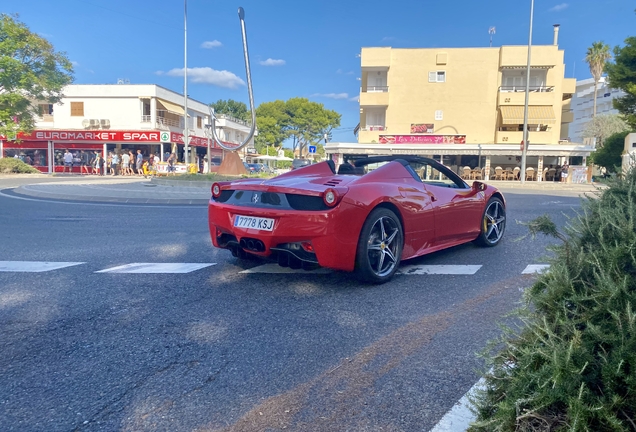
xmin=520 ymin=0 xmax=535 ymax=184
xmin=183 ymin=0 xmax=189 ymax=166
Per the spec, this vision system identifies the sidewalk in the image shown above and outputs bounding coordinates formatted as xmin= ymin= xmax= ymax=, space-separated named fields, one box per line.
xmin=0 ymin=174 xmax=211 ymax=205
xmin=0 ymin=173 xmax=604 ymax=205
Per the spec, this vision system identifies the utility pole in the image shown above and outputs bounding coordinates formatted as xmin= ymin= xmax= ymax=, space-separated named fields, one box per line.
xmin=183 ymin=0 xmax=189 ymax=165
xmin=520 ymin=0 xmax=534 ymax=184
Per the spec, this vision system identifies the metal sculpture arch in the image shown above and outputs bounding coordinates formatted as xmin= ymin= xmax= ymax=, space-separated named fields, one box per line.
xmin=212 ymin=7 xmax=256 ymax=151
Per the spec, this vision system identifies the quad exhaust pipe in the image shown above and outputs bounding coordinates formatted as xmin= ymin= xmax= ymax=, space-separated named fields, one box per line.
xmin=240 ymin=238 xmax=265 ymax=252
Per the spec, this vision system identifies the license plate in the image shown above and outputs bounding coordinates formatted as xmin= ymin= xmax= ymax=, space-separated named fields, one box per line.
xmin=233 ymin=215 xmax=275 ymax=231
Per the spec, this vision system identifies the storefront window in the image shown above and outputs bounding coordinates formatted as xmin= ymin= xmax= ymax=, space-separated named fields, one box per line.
xmin=4 ymin=148 xmax=47 ymax=167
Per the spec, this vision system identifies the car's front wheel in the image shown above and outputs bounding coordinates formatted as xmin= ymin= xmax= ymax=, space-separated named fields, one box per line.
xmin=474 ymin=197 xmax=506 ymax=247
xmin=355 ymin=208 xmax=403 ymax=284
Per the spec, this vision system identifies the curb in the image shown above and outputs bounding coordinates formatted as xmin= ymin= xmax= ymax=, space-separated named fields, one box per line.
xmin=3 ymin=187 xmax=208 ymax=205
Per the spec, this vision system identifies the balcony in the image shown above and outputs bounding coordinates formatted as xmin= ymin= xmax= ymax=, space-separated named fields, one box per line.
xmin=498 ymin=86 xmax=556 ymax=106
xmin=361 ymin=125 xmax=386 ymax=132
xmin=561 ymin=110 xmax=574 ymax=123
xmin=496 ymin=130 xmax=553 ymax=145
xmin=360 ymin=90 xmax=389 ymax=107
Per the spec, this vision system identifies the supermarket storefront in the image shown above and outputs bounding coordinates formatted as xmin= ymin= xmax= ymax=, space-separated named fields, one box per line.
xmin=0 ymin=130 xmax=224 ymax=173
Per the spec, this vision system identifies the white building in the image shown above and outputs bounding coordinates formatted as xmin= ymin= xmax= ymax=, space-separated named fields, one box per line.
xmin=1 ymin=84 xmax=255 ymax=173
xmin=569 ymin=77 xmax=626 ymax=144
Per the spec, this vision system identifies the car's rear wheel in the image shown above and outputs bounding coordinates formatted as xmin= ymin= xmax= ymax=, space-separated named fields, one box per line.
xmin=355 ymin=208 xmax=403 ymax=284
xmin=474 ymin=197 xmax=506 ymax=247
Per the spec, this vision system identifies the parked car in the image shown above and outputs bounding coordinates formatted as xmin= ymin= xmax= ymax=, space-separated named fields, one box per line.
xmin=248 ymin=163 xmax=273 ymax=174
xmin=208 ymin=155 xmax=506 ymax=283
xmin=291 ymin=159 xmax=311 ymax=170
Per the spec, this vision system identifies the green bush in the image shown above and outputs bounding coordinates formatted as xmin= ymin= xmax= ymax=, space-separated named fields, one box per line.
xmin=469 ymin=171 xmax=636 ymax=431
xmin=0 ymin=158 xmax=40 ymax=174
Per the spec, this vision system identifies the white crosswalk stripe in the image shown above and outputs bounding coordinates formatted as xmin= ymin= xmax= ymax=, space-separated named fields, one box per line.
xmin=398 ymin=265 xmax=482 ymax=275
xmin=240 ymin=263 xmax=331 ymax=274
xmin=522 ymin=264 xmax=550 ymax=274
xmin=0 ymin=261 xmax=85 ymax=272
xmin=96 ymin=263 xmax=216 ymax=274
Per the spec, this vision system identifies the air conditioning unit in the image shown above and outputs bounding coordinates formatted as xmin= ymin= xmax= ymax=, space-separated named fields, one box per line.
xmin=100 ymin=119 xmax=110 ymax=128
xmin=82 ymin=119 xmax=90 ymax=129
xmin=89 ymin=119 xmax=100 ymax=128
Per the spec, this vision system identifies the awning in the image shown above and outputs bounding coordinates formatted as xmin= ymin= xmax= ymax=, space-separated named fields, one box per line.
xmin=500 ymin=105 xmax=556 ymax=124
xmin=156 ymin=99 xmax=185 ymax=115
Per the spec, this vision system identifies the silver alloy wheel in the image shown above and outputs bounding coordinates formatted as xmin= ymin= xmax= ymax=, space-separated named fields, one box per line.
xmin=366 ymin=216 xmax=400 ymax=277
xmin=483 ymin=199 xmax=506 ymax=244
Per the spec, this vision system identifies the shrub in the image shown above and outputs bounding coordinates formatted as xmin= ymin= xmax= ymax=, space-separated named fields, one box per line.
xmin=469 ymin=171 xmax=636 ymax=431
xmin=0 ymin=158 xmax=41 ymax=174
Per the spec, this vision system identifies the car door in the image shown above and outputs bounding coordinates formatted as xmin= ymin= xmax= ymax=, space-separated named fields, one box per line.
xmin=413 ymin=161 xmax=484 ymax=246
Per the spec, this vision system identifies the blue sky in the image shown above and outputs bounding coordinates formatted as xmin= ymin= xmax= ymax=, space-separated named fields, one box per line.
xmin=5 ymin=0 xmax=635 ymax=141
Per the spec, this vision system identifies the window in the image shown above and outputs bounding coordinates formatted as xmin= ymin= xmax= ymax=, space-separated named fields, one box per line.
xmin=197 ymin=116 xmax=202 ymax=128
xmin=435 ymin=110 xmax=443 ymax=121
xmin=429 ymin=71 xmax=446 ymax=83
xmin=70 ymin=102 xmax=84 ymax=117
xmin=38 ymin=104 xmax=53 ymax=116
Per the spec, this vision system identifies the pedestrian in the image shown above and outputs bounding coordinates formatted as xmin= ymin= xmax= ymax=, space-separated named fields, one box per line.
xmin=128 ymin=150 xmax=135 ymax=175
xmin=63 ymin=149 xmax=73 ymax=174
xmin=121 ymin=150 xmax=130 ymax=175
xmin=111 ymin=151 xmax=120 ymax=176
xmin=167 ymin=152 xmax=177 ymax=176
xmin=136 ymin=150 xmax=144 ymax=177
xmin=561 ymin=163 xmax=569 ymax=183
xmin=93 ymin=151 xmax=101 ymax=175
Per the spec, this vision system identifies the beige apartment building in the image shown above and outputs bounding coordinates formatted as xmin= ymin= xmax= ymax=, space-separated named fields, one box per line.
xmin=326 ymin=26 xmax=595 ymax=182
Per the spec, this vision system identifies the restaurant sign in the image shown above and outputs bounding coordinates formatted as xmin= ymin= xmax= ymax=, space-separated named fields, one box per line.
xmin=379 ymin=134 xmax=466 ymax=144
xmin=410 ymin=123 xmax=434 ymax=133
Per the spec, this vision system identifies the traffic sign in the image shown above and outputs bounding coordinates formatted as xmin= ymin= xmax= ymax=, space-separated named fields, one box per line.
xmin=308 ymin=145 xmax=317 ymax=154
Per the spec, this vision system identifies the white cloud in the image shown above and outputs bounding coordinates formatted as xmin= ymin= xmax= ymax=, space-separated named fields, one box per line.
xmin=549 ymin=3 xmax=568 ymax=11
xmin=71 ymin=61 xmax=79 ymax=67
xmin=259 ymin=58 xmax=286 ymax=66
xmin=159 ymin=67 xmax=245 ymax=89
xmin=349 ymin=96 xmax=359 ymax=102
xmin=312 ymin=93 xmax=350 ymax=100
xmin=201 ymin=40 xmax=222 ymax=49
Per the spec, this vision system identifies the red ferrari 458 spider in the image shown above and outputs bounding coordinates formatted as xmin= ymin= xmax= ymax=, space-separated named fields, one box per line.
xmin=208 ymin=156 xmax=506 ymax=283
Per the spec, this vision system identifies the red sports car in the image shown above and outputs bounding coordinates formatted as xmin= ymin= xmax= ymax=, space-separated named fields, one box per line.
xmin=208 ymin=156 xmax=506 ymax=283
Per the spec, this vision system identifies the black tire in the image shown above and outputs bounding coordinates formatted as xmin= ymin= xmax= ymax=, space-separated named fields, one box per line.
xmin=474 ymin=197 xmax=506 ymax=247
xmin=355 ymin=208 xmax=403 ymax=284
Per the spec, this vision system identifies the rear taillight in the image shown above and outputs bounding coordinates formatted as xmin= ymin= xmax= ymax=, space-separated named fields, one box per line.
xmin=211 ymin=183 xmax=221 ymax=198
xmin=323 ymin=188 xmax=339 ymax=207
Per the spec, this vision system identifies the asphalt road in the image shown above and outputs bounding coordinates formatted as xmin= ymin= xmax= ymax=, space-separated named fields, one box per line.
xmin=0 ymin=187 xmax=588 ymax=432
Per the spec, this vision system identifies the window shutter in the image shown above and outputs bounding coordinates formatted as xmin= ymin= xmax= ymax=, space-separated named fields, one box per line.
xmin=428 ymin=71 xmax=437 ymax=82
xmin=70 ymin=102 xmax=84 ymax=117
xmin=437 ymin=71 xmax=446 ymax=82
xmin=435 ymin=110 xmax=443 ymax=121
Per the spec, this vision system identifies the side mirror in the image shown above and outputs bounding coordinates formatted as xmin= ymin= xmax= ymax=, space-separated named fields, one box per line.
xmin=472 ymin=181 xmax=487 ymax=192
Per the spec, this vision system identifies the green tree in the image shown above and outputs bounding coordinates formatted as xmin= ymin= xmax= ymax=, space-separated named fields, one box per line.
xmin=585 ymin=41 xmax=612 ymax=118
xmin=582 ymin=113 xmax=629 ymax=148
xmin=209 ymin=99 xmax=250 ymax=122
xmin=0 ymin=14 xmax=74 ymax=139
xmin=593 ymin=130 xmax=631 ymax=173
xmin=284 ymin=97 xmax=340 ymax=156
xmin=254 ymin=100 xmax=289 ymax=153
xmin=605 ymin=37 xmax=636 ymax=129
xmin=254 ymin=98 xmax=340 ymax=157
xmin=470 ymin=171 xmax=636 ymax=431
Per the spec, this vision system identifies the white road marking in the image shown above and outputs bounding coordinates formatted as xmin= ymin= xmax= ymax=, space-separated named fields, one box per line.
xmin=240 ymin=263 xmax=331 ymax=274
xmin=398 ymin=265 xmax=482 ymax=275
xmin=522 ymin=264 xmax=550 ymax=274
xmin=96 ymin=263 xmax=216 ymax=274
xmin=0 ymin=261 xmax=85 ymax=272
xmin=429 ymin=377 xmax=486 ymax=432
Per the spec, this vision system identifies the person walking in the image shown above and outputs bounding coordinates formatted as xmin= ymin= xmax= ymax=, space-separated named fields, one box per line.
xmin=111 ymin=151 xmax=120 ymax=176
xmin=63 ymin=149 xmax=73 ymax=174
xmin=561 ymin=163 xmax=569 ymax=183
xmin=136 ymin=150 xmax=144 ymax=177
xmin=121 ymin=151 xmax=130 ymax=176
xmin=167 ymin=152 xmax=177 ymax=176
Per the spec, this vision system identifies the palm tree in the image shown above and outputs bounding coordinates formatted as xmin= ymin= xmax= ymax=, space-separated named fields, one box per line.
xmin=584 ymin=41 xmax=612 ymax=118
